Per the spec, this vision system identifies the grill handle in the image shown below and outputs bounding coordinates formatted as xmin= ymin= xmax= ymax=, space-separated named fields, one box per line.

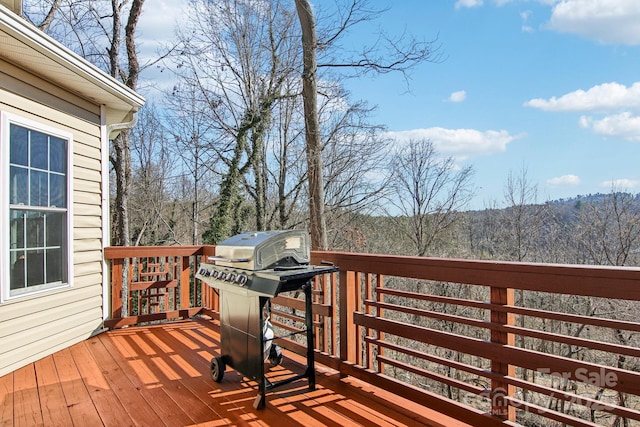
xmin=207 ymin=256 xmax=251 ymax=263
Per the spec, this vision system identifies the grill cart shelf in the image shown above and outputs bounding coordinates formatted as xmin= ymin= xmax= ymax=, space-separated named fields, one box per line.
xmin=195 ymin=231 xmax=338 ymax=409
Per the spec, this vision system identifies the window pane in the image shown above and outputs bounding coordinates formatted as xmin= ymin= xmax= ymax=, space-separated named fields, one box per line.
xmin=26 ymin=211 xmax=45 ymax=248
xmin=30 ymin=131 xmax=48 ymax=170
xmin=50 ymin=174 xmax=66 ymax=207
xmin=30 ymin=170 xmax=48 ymax=206
xmin=9 ymin=166 xmax=28 ymax=205
xmin=46 ymin=212 xmax=66 ymax=248
xmin=26 ymin=250 xmax=45 ymax=287
xmin=50 ymin=137 xmax=66 ymax=173
xmin=46 ymin=248 xmax=65 ymax=283
xmin=10 ymin=251 xmax=26 ymax=290
xmin=9 ymin=210 xmax=25 ymax=249
xmin=9 ymin=124 xmax=28 ymax=166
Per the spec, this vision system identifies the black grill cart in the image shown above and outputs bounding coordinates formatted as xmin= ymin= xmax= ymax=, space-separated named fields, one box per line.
xmin=196 ymin=231 xmax=338 ymax=409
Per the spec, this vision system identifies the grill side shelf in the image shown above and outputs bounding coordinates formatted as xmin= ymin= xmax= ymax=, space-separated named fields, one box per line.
xmin=253 ymin=265 xmax=339 ymax=295
xmin=196 ymin=263 xmax=338 ymax=297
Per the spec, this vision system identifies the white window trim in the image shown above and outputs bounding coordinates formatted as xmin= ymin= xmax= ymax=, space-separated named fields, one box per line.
xmin=1 ymin=111 xmax=74 ymax=302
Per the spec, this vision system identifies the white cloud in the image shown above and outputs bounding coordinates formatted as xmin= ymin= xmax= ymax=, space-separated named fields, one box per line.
xmin=136 ymin=0 xmax=191 ymax=95
xmin=546 ymin=0 xmax=640 ymax=45
xmin=524 ymin=82 xmax=640 ymax=112
xmin=579 ymin=112 xmax=640 ymax=141
xmin=138 ymin=0 xmax=189 ymax=53
xmin=547 ymin=174 xmax=580 ymax=186
xmin=448 ymin=90 xmax=467 ymax=103
xmin=455 ymin=0 xmax=483 ymax=10
xmin=386 ymin=128 xmax=523 ymax=161
xmin=599 ymin=178 xmax=640 ymax=190
xmin=520 ymin=10 xmax=534 ymax=32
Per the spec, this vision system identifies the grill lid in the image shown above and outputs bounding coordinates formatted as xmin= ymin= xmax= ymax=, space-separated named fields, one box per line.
xmin=212 ymin=230 xmax=310 ymax=271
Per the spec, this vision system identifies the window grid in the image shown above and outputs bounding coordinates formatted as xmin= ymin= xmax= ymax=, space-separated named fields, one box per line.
xmin=6 ymin=121 xmax=69 ymax=297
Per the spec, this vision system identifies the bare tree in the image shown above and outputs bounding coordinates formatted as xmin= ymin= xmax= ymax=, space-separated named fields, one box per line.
xmin=295 ymin=0 xmax=327 ymax=250
xmin=320 ymin=96 xmax=389 ymax=248
xmin=387 ymin=139 xmax=474 ymax=257
xmin=22 ymin=0 xmax=63 ymax=31
xmin=267 ymin=78 xmax=307 ymax=230
xmin=173 ymin=0 xmax=301 ymax=243
xmin=129 ymin=105 xmax=181 ymax=246
xmin=294 ymin=0 xmax=441 ymax=250
xmin=576 ymin=190 xmax=640 ymax=267
xmin=108 ymin=0 xmax=144 ymax=251
xmin=501 ymin=166 xmax=544 ymax=262
xmin=24 ymin=1 xmax=119 ymax=71
xmin=164 ymin=82 xmax=220 ymax=245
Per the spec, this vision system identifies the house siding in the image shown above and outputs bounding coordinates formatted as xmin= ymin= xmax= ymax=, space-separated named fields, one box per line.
xmin=0 ymin=63 xmax=106 ymax=377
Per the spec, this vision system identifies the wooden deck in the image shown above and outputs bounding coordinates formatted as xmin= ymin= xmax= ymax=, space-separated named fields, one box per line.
xmin=0 ymin=318 xmax=467 ymax=427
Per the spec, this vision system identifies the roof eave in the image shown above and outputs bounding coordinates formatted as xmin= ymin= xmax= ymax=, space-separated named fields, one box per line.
xmin=0 ymin=4 xmax=145 ymax=115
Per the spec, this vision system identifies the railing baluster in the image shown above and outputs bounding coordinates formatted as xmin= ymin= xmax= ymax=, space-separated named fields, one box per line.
xmin=340 ymin=269 xmax=357 ymax=364
xmin=365 ymin=273 xmax=373 ymax=370
xmin=490 ymin=286 xmax=516 ymax=421
xmin=377 ymin=273 xmax=385 ymax=375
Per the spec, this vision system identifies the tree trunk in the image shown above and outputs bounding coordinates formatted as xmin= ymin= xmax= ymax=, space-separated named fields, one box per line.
xmin=295 ymin=0 xmax=327 ymax=250
xmin=109 ymin=0 xmax=145 ymax=318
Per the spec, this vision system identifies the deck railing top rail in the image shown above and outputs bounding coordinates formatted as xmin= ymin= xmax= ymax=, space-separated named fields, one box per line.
xmin=314 ymin=250 xmax=640 ymax=300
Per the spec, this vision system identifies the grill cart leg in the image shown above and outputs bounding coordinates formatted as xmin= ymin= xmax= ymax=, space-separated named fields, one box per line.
xmin=254 ymin=296 xmax=270 ymax=410
xmin=253 ymin=393 xmax=265 ymax=410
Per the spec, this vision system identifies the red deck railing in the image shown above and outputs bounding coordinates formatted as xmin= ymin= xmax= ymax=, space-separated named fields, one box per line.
xmin=104 ymin=246 xmax=640 ymax=427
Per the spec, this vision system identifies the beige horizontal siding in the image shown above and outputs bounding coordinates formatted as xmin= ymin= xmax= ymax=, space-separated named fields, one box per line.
xmin=0 ymin=284 xmax=102 ymax=327
xmin=75 ymin=203 xmax=102 ymax=217
xmin=2 ymin=308 xmax=103 ymax=355
xmin=74 ymin=190 xmax=101 ymax=206
xmin=0 ymin=294 xmax=102 ymax=340
xmin=73 ymin=155 xmax=101 ymax=171
xmin=75 ymin=137 xmax=102 ymax=158
xmin=74 ymin=215 xmax=102 ymax=228
xmin=74 ymin=227 xmax=103 ymax=240
xmin=74 ymin=261 xmax=103 ymax=279
xmin=75 ymin=165 xmax=102 ymax=182
xmin=0 ymin=312 xmax=104 ymax=377
xmin=74 ymin=178 xmax=101 ymax=194
xmin=1 ymin=63 xmax=108 ymax=378
xmin=74 ymin=249 xmax=103 ymax=266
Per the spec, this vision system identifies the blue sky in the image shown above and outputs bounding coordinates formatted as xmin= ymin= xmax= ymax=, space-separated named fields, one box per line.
xmin=341 ymin=0 xmax=640 ymax=209
xmin=139 ymin=0 xmax=640 ymax=209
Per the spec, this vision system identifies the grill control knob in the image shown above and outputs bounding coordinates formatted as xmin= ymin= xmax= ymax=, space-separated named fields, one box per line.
xmin=228 ymin=273 xmax=237 ymax=282
xmin=211 ymin=270 xmax=220 ymax=279
xmin=219 ymin=272 xmax=228 ymax=281
xmin=236 ymin=275 xmax=248 ymax=286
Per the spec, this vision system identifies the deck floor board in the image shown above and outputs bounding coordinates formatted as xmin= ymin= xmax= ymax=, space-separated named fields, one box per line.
xmin=1 ymin=318 xmax=467 ymax=426
xmin=34 ymin=356 xmax=74 ymax=427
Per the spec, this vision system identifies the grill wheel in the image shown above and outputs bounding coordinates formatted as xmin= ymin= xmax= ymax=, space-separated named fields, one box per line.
xmin=210 ymin=356 xmax=225 ymax=382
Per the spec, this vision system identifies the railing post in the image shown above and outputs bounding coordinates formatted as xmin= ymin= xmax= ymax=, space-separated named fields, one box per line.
xmin=490 ymin=285 xmax=515 ymax=421
xmin=340 ymin=270 xmax=357 ymax=363
xmin=111 ymin=258 xmax=123 ymax=319
xmin=180 ymin=256 xmax=190 ymax=309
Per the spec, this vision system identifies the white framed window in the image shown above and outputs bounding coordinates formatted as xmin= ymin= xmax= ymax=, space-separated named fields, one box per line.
xmin=1 ymin=112 xmax=73 ymax=301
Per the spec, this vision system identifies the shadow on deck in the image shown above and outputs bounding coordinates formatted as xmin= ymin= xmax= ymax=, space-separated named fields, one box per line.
xmin=1 ymin=318 xmax=467 ymax=427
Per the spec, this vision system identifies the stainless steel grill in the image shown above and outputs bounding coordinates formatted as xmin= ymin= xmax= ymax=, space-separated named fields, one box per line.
xmin=196 ymin=230 xmax=338 ymax=409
